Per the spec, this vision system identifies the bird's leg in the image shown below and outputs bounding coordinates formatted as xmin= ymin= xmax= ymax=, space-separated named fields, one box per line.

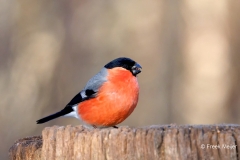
xmin=92 ymin=125 xmax=97 ymax=128
xmin=113 ymin=126 xmax=118 ymax=129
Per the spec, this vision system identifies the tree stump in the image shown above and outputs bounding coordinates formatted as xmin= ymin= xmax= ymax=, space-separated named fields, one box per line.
xmin=9 ymin=124 xmax=240 ymax=160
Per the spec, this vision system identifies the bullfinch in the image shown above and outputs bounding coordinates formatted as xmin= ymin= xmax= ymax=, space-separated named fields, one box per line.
xmin=36 ymin=57 xmax=142 ymax=128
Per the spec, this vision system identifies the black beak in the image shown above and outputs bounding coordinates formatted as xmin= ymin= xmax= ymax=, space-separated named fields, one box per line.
xmin=132 ymin=63 xmax=142 ymax=76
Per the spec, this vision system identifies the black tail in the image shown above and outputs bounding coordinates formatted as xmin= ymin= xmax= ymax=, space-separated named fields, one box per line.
xmin=36 ymin=107 xmax=73 ymax=124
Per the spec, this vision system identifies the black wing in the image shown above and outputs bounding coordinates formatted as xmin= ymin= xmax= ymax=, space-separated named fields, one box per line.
xmin=65 ymin=89 xmax=96 ymax=107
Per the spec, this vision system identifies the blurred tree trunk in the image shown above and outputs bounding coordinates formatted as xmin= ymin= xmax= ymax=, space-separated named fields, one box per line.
xmin=160 ymin=0 xmax=183 ymax=123
xmin=0 ymin=0 xmax=65 ymax=159
xmin=227 ymin=1 xmax=240 ymax=122
xmin=179 ymin=0 xmax=231 ymax=123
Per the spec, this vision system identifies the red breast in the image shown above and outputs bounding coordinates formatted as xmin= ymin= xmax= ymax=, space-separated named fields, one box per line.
xmin=78 ymin=67 xmax=139 ymax=126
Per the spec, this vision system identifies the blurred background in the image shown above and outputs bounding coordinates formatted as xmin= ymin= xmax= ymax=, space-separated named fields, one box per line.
xmin=1 ymin=0 xmax=240 ymax=159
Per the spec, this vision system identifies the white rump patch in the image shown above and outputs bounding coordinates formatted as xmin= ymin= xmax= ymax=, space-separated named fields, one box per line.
xmin=63 ymin=105 xmax=81 ymax=120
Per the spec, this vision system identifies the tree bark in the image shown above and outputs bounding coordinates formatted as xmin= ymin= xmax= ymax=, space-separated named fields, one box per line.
xmin=9 ymin=124 xmax=240 ymax=160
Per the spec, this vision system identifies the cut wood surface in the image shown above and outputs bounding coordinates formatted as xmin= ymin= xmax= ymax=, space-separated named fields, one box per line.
xmin=9 ymin=124 xmax=240 ymax=160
